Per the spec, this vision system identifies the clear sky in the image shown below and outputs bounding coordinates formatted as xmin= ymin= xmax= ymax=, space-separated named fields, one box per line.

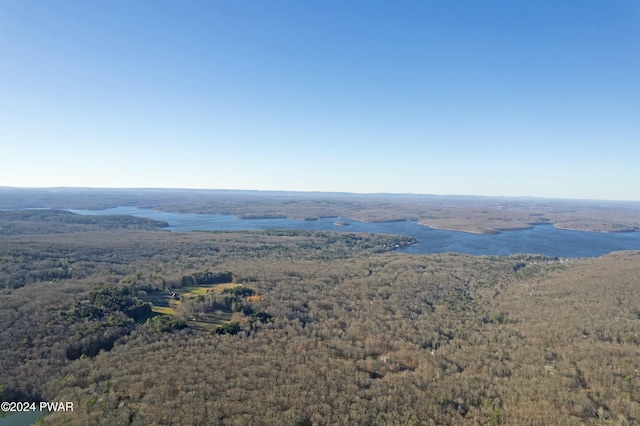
xmin=1 ymin=1 xmax=639 ymax=201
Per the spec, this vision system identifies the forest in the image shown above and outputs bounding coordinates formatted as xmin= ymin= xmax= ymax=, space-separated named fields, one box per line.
xmin=1 ymin=203 xmax=640 ymax=425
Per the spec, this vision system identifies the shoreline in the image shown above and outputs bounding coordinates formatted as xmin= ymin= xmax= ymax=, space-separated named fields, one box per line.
xmin=69 ymin=206 xmax=639 ymax=235
xmin=416 ymin=221 xmax=534 ymax=235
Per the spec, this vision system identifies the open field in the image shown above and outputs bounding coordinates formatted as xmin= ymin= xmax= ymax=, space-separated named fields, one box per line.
xmin=149 ymin=282 xmax=242 ymax=330
xmin=149 ymin=305 xmax=174 ymax=315
xmin=179 ymin=282 xmax=241 ymax=295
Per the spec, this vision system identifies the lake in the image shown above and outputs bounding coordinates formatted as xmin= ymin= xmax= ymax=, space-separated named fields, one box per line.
xmin=70 ymin=207 xmax=640 ymax=258
xmin=0 ymin=410 xmax=49 ymax=426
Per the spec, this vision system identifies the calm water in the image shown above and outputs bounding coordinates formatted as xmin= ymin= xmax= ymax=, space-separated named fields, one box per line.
xmin=70 ymin=207 xmax=640 ymax=258
xmin=0 ymin=410 xmax=49 ymax=426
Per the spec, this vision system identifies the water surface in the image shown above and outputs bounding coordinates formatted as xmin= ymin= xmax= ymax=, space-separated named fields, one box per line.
xmin=70 ymin=207 xmax=640 ymax=258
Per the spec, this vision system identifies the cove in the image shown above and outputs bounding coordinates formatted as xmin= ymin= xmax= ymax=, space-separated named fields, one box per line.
xmin=69 ymin=207 xmax=640 ymax=258
xmin=0 ymin=410 xmax=49 ymax=426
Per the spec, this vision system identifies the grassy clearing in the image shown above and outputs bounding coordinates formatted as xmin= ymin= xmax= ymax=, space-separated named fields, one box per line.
xmin=208 ymin=283 xmax=242 ymax=292
xmin=188 ymin=311 xmax=234 ymax=331
xmin=149 ymin=282 xmax=241 ymax=327
xmin=180 ymin=282 xmax=241 ymax=296
xmin=151 ymin=306 xmax=175 ymax=315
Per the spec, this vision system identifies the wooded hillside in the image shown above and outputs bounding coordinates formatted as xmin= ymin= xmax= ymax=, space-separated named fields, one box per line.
xmin=1 ymin=225 xmax=639 ymax=425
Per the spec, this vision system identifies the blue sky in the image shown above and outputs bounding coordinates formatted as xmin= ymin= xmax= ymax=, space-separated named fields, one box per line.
xmin=1 ymin=1 xmax=639 ymax=200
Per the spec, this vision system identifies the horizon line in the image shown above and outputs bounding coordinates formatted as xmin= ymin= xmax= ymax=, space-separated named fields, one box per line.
xmin=1 ymin=185 xmax=638 ymax=204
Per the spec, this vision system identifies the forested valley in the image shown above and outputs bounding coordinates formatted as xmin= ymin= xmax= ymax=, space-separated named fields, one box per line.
xmin=1 ymin=210 xmax=640 ymax=425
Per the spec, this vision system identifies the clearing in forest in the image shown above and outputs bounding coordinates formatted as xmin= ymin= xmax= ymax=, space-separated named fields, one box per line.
xmin=149 ymin=282 xmax=242 ymax=329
